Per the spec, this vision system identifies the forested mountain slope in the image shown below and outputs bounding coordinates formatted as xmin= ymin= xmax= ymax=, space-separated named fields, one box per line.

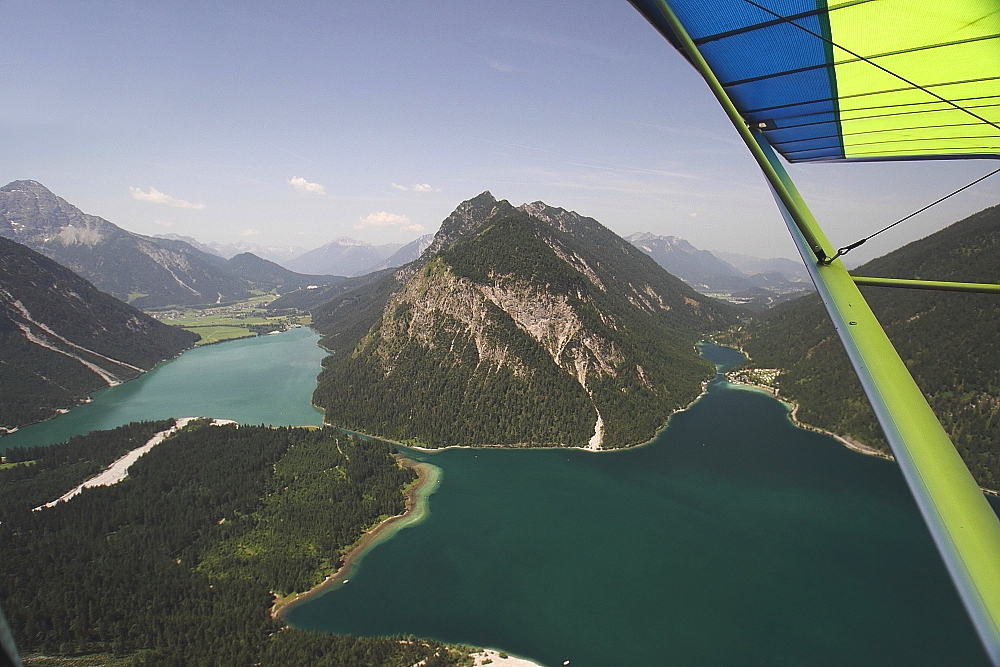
xmin=0 ymin=237 xmax=198 ymax=432
xmin=311 ymin=192 xmax=739 ymax=449
xmin=740 ymin=204 xmax=1000 ymax=487
xmin=0 ymin=421 xmax=471 ymax=667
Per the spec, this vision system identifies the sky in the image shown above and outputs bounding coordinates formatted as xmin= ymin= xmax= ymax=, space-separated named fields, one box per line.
xmin=2 ymin=0 xmax=997 ymax=265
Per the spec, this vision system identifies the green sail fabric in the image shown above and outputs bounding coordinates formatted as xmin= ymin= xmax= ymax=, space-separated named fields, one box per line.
xmin=629 ymin=0 xmax=1000 ymax=162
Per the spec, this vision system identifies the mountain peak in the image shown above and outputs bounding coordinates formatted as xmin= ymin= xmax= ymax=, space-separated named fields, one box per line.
xmin=330 ymin=237 xmax=368 ymax=247
xmin=1 ymin=179 xmax=97 ymax=243
xmin=1 ymin=180 xmax=67 ymax=212
xmin=1 ymin=179 xmax=53 ymax=195
xmin=625 ymin=232 xmax=688 ymax=248
xmin=518 ymin=201 xmax=601 ymax=237
xmin=422 ymin=191 xmax=503 ymax=257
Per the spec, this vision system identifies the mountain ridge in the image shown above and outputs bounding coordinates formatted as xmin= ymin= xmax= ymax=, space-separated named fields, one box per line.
xmin=0 ymin=236 xmax=198 ymax=432
xmin=309 ymin=192 xmax=739 ymax=449
xmin=155 ymin=233 xmax=310 ymax=264
xmin=285 ymin=237 xmax=404 ymax=277
xmin=0 ymin=181 xmax=342 ymax=308
xmin=625 ymin=232 xmax=811 ymax=307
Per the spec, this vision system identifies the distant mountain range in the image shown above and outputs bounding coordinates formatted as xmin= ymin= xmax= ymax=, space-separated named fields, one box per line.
xmin=625 ymin=233 xmax=811 ymax=308
xmin=154 ymin=233 xmax=308 ymax=265
xmin=0 ymin=181 xmax=342 ymax=308
xmin=155 ymin=232 xmax=436 ymax=279
xmin=0 ymin=236 xmax=198 ymax=432
xmin=284 ymin=234 xmax=434 ymax=277
xmin=302 ymin=192 xmax=739 ymax=449
xmin=712 ymin=250 xmax=811 ymax=282
xmin=740 ymin=203 xmax=1000 ymax=488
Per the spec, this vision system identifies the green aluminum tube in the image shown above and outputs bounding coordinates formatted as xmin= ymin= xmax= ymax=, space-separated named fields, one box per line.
xmin=650 ymin=1 xmax=1000 ymax=663
xmin=853 ymin=276 xmax=1000 ymax=294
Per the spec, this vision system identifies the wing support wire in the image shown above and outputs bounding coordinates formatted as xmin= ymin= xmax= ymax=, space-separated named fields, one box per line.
xmin=649 ymin=1 xmax=1000 ymax=664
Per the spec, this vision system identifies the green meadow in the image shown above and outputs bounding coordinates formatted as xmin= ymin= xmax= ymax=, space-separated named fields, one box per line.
xmin=149 ymin=296 xmax=310 ymax=345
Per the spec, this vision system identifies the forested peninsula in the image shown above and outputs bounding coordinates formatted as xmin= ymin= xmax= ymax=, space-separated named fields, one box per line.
xmin=0 ymin=420 xmax=474 ymax=667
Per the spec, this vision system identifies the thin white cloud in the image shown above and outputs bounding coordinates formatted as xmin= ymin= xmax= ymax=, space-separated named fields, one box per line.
xmin=152 ymin=219 xmax=172 ymax=228
xmin=491 ymin=27 xmax=621 ymax=60
xmin=288 ymin=176 xmax=326 ymax=195
xmin=487 ymin=59 xmax=519 ymax=72
xmin=391 ymin=183 xmax=440 ymax=192
xmin=129 ymin=186 xmax=206 ymax=209
xmin=240 ymin=228 xmax=262 ymax=237
xmin=355 ymin=212 xmax=426 ymax=232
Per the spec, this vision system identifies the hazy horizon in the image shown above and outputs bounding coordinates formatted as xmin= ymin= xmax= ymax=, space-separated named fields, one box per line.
xmin=3 ymin=1 xmax=996 ymax=265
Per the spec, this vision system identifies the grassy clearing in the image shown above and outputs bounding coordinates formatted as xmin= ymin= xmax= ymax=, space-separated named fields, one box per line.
xmin=0 ymin=460 xmax=34 ymax=469
xmin=147 ymin=295 xmax=309 ymax=345
xmin=190 ymin=326 xmax=257 ymax=345
xmin=166 ymin=313 xmax=275 ymax=327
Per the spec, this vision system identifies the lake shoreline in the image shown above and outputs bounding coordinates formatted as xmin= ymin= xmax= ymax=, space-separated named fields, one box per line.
xmin=0 ymin=338 xmax=198 ymax=448
xmin=329 ymin=380 xmax=713 ymax=456
xmin=730 ymin=377 xmax=898 ymax=461
xmin=713 ymin=338 xmax=901 ymax=464
xmin=723 ymin=369 xmax=1000 ymax=496
xmin=0 ymin=327 xmax=326 ymax=454
xmin=271 ymin=456 xmax=439 ymax=620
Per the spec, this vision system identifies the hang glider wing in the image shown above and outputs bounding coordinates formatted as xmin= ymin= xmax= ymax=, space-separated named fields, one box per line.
xmin=628 ymin=2 xmax=1000 ymax=665
xmin=630 ymin=0 xmax=1000 ymax=162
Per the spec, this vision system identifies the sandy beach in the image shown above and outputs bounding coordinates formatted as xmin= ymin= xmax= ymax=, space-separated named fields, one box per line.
xmin=272 ymin=457 xmax=440 ymax=619
xmin=469 ymin=649 xmax=546 ymax=666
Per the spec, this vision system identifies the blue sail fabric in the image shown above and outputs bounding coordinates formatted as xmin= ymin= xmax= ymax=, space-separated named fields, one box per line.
xmin=629 ymin=0 xmax=1000 ymax=162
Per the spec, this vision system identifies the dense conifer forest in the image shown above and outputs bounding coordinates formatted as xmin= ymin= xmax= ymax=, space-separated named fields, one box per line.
xmin=738 ymin=204 xmax=1000 ymax=488
xmin=0 ymin=421 xmax=473 ymax=666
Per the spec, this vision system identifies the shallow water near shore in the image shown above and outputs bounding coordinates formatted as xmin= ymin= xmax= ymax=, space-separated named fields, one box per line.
xmin=0 ymin=327 xmax=326 ymax=453
xmin=285 ymin=342 xmax=993 ymax=666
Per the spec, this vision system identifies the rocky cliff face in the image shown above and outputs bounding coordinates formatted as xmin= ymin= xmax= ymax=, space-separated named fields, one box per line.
xmin=0 ymin=236 xmax=198 ymax=433
xmin=311 ymin=193 xmax=739 ymax=449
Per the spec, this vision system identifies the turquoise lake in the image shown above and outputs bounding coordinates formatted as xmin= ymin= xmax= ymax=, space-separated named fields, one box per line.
xmin=2 ymin=332 xmax=993 ymax=665
xmin=0 ymin=327 xmax=326 ymax=453
xmin=285 ymin=343 xmax=993 ymax=667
